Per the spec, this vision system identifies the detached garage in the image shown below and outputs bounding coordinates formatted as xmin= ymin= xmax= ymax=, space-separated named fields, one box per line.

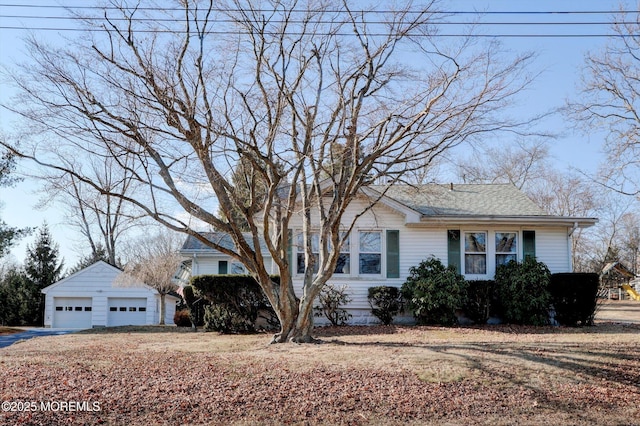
xmin=42 ymin=261 xmax=179 ymax=329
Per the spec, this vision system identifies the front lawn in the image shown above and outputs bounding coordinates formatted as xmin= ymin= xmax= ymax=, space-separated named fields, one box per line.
xmin=1 ymin=324 xmax=639 ymax=425
xmin=0 ymin=327 xmax=23 ymax=336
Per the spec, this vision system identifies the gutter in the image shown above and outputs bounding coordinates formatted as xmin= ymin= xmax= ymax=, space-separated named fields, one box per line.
xmin=407 ymin=215 xmax=598 ymax=229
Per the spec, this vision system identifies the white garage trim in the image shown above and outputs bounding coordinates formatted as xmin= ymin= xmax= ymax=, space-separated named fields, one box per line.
xmin=107 ymin=297 xmax=148 ymax=327
xmin=53 ymin=297 xmax=93 ymax=329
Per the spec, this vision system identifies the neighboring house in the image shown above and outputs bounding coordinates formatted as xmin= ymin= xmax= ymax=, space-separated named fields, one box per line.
xmin=180 ymin=183 xmax=597 ymax=324
xmin=42 ymin=261 xmax=179 ymax=329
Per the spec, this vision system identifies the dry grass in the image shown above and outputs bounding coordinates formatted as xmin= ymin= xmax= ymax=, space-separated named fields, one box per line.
xmin=1 ymin=321 xmax=639 ymax=425
xmin=0 ymin=326 xmax=23 ymax=335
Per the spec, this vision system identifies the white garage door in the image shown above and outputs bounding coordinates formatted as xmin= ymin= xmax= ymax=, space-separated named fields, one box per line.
xmin=107 ymin=298 xmax=148 ymax=326
xmin=53 ymin=297 xmax=93 ymax=329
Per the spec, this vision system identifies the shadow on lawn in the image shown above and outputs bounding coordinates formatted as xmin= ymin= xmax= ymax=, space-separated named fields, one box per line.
xmin=315 ymin=323 xmax=640 ymax=338
xmin=323 ymin=332 xmax=640 ymax=390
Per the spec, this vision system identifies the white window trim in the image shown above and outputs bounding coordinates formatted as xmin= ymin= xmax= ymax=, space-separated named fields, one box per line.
xmin=463 ymin=230 xmax=488 ymax=277
xmin=294 ymin=230 xmax=353 ymax=277
xmin=293 ymin=229 xmax=393 ymax=278
xmin=495 ymin=231 xmax=519 ymax=269
xmin=459 ymin=229 xmax=525 ymax=278
xmin=357 ymin=229 xmax=383 ymax=277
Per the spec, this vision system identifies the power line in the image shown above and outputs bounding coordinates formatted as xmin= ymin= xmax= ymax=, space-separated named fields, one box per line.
xmin=0 ymin=3 xmax=640 ymax=16
xmin=1 ymin=27 xmax=634 ymax=38
xmin=0 ymin=4 xmax=637 ymax=14
xmin=1 ymin=5 xmax=636 ymax=38
xmin=1 ymin=14 xmax=637 ymax=26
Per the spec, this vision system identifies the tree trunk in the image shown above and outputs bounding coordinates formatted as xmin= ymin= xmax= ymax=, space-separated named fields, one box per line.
xmin=289 ymin=298 xmax=316 ymax=343
xmin=159 ymin=293 xmax=166 ymax=325
xmin=270 ymin=293 xmax=317 ymax=344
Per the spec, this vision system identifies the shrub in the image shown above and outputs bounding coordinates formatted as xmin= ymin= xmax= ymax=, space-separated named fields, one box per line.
xmin=203 ymin=304 xmax=250 ymax=333
xmin=173 ymin=309 xmax=192 ymax=327
xmin=314 ymin=284 xmax=352 ymax=326
xmin=464 ymin=280 xmax=495 ymax=324
xmin=401 ymin=257 xmax=468 ymax=326
xmin=367 ymin=286 xmax=402 ymax=325
xmin=180 ymin=285 xmax=206 ymax=330
xmin=494 ymin=258 xmax=551 ymax=326
xmin=550 ymin=273 xmax=599 ymax=326
xmin=191 ymin=275 xmax=279 ymax=333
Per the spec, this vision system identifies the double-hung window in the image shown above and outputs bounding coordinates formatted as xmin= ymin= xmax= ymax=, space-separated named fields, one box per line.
xmin=230 ymin=262 xmax=246 ymax=274
xmin=464 ymin=232 xmax=487 ymax=275
xmin=359 ymin=231 xmax=382 ymax=274
xmin=297 ymin=233 xmax=320 ymax=274
xmin=296 ymin=232 xmax=350 ymax=274
xmin=495 ymin=232 xmax=517 ymax=266
xmin=334 ymin=235 xmax=350 ymax=274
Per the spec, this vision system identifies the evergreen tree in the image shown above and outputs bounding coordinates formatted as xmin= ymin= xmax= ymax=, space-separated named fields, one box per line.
xmin=68 ymin=244 xmax=112 ymax=274
xmin=0 ymin=266 xmax=30 ymax=326
xmin=218 ymin=156 xmax=267 ymax=232
xmin=23 ymin=223 xmax=64 ymax=325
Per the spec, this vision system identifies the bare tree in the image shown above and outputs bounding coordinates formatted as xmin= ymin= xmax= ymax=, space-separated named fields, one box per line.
xmin=456 ymin=139 xmax=550 ymax=190
xmin=0 ymin=149 xmax=31 ymax=259
xmin=117 ymin=229 xmax=183 ymax=325
xmin=2 ymin=1 xmax=539 ymax=343
xmin=37 ymin=155 xmax=144 ymax=266
xmin=573 ymin=190 xmax=639 ymax=273
xmin=527 ymin=171 xmax=599 ymax=271
xmin=568 ymin=6 xmax=640 ymax=198
xmin=619 ymin=211 xmax=640 ymax=275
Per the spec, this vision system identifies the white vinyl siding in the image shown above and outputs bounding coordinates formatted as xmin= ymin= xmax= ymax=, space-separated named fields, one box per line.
xmin=185 ymin=195 xmax=576 ymax=324
xmin=535 ymin=228 xmax=571 ymax=273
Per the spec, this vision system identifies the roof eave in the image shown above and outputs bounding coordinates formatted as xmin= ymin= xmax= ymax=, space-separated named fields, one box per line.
xmin=410 ymin=215 xmax=598 ymax=228
xmin=360 ymin=186 xmax=423 ymax=223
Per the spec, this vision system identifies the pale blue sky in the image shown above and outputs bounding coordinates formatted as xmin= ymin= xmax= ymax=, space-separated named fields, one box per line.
xmin=0 ymin=1 xmax=629 ymax=266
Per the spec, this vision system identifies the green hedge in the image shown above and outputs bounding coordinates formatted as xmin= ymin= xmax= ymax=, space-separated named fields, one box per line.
xmin=190 ymin=275 xmax=279 ymax=333
xmin=549 ymin=273 xmax=599 ymax=326
xmin=494 ymin=258 xmax=551 ymax=326
xmin=463 ymin=280 xmax=495 ymax=324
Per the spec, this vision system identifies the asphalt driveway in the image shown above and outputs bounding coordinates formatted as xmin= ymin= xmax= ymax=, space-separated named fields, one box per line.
xmin=0 ymin=329 xmax=80 ymax=349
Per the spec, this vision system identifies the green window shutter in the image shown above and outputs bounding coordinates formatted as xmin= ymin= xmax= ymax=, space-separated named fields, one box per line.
xmin=386 ymin=230 xmax=400 ymax=278
xmin=219 ymin=260 xmax=228 ymax=274
xmin=447 ymin=230 xmax=461 ymax=274
xmin=523 ymin=231 xmax=536 ymax=260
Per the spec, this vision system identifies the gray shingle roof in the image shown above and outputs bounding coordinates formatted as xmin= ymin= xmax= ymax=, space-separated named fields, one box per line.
xmin=181 ymin=232 xmax=268 ymax=253
xmin=182 ymin=185 xmax=553 ymax=253
xmin=375 ymin=183 xmax=547 ymax=217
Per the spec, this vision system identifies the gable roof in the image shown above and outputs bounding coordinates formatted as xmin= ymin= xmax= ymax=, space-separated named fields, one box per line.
xmin=41 ymin=260 xmax=180 ymax=300
xmin=376 ymin=184 xmax=546 ymax=216
xmin=367 ymin=183 xmax=596 ymax=228
xmin=41 ymin=260 xmax=123 ymax=293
